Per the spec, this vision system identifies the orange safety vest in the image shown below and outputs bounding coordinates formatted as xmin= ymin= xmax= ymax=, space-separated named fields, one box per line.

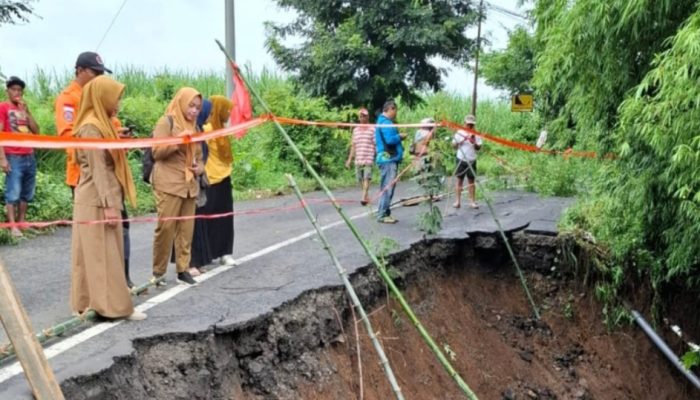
xmin=54 ymin=81 xmax=82 ymax=187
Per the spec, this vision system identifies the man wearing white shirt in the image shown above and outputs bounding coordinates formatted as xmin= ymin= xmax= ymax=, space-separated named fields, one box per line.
xmin=452 ymin=114 xmax=482 ymax=209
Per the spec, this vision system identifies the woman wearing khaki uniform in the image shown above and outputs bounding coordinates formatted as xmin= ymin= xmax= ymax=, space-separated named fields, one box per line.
xmin=151 ymin=87 xmax=204 ymax=286
xmin=71 ymin=75 xmax=145 ymax=321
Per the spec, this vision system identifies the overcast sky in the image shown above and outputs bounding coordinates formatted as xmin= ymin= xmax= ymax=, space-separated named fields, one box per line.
xmin=0 ymin=0 xmax=525 ymax=99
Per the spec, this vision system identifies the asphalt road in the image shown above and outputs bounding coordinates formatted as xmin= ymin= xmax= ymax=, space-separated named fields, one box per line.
xmin=0 ymin=182 xmax=572 ymax=399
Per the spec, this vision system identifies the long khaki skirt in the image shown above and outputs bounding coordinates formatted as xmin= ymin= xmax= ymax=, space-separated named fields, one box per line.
xmin=70 ymin=204 xmax=134 ymax=318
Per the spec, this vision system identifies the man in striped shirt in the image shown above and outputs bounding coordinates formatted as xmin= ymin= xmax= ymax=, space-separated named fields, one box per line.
xmin=345 ymin=108 xmax=376 ymax=205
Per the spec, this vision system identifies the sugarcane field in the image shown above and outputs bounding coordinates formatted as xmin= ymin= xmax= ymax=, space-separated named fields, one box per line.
xmin=0 ymin=1 xmax=699 ymax=399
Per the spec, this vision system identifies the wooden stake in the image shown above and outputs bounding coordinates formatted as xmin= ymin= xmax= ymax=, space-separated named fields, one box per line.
xmin=0 ymin=256 xmax=65 ymax=400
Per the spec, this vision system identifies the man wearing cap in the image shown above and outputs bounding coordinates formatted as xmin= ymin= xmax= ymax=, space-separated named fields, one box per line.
xmin=412 ymin=117 xmax=436 ymax=171
xmin=375 ymin=99 xmax=407 ymax=224
xmin=452 ymin=114 xmax=482 ymax=209
xmin=345 ymin=108 xmax=375 ymax=205
xmin=0 ymin=76 xmax=40 ymax=237
xmin=54 ymin=51 xmax=112 ymax=191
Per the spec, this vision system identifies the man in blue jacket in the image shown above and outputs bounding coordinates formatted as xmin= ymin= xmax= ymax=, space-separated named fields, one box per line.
xmin=375 ymin=99 xmax=407 ymax=223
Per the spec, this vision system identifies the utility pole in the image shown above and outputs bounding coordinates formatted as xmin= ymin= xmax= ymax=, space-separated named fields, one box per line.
xmin=470 ymin=0 xmax=484 ymax=116
xmin=225 ymin=0 xmax=236 ymax=98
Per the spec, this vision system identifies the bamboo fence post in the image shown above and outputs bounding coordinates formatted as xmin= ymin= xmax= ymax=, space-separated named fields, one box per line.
xmin=215 ymin=39 xmax=478 ymax=399
xmin=286 ymin=174 xmax=404 ymax=400
xmin=0 ymin=256 xmax=65 ymax=400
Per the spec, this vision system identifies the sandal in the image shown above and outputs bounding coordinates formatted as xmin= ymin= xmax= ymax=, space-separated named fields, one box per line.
xmin=188 ymin=267 xmax=201 ymax=277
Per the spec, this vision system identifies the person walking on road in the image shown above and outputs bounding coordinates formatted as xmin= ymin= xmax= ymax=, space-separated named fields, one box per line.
xmin=0 ymin=76 xmax=40 ymax=238
xmin=150 ymin=87 xmax=204 ymax=286
xmin=70 ymin=75 xmax=145 ymax=321
xmin=452 ymin=114 xmax=482 ymax=209
xmin=345 ymin=108 xmax=375 ymax=206
xmin=375 ymin=99 xmax=406 ymax=224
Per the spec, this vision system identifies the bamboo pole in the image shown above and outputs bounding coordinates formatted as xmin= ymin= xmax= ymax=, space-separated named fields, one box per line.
xmin=286 ymin=173 xmax=404 ymax=400
xmin=462 ymin=159 xmax=540 ymax=319
xmin=216 ymin=39 xmax=478 ymax=399
xmin=0 ymin=256 xmax=65 ymax=399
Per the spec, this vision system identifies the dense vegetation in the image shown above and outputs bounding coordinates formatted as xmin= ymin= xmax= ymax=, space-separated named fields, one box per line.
xmin=479 ymin=0 xmax=700 ymax=346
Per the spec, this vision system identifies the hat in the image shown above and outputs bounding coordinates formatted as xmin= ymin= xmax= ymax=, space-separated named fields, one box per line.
xmin=420 ymin=117 xmax=435 ymax=127
xmin=464 ymin=114 xmax=476 ymax=125
xmin=5 ymin=76 xmax=25 ymax=89
xmin=358 ymin=108 xmax=369 ymax=116
xmin=75 ymin=52 xmax=112 ymax=74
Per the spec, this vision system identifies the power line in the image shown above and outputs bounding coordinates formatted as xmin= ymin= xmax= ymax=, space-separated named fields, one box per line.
xmin=485 ymin=2 xmax=528 ymax=21
xmin=96 ymin=0 xmax=130 ymax=51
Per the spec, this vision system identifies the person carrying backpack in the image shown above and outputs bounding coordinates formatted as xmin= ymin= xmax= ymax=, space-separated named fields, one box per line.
xmin=150 ymin=88 xmax=204 ymax=286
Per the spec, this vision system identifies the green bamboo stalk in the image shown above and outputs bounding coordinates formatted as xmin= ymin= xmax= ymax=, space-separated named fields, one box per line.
xmin=462 ymin=160 xmax=540 ymax=319
xmin=216 ymin=39 xmax=478 ymax=400
xmin=0 ymin=277 xmax=161 ymax=363
xmin=286 ymin=174 xmax=404 ymax=400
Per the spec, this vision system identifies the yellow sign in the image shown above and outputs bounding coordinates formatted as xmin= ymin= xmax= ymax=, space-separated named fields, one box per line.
xmin=511 ymin=94 xmax=533 ymax=112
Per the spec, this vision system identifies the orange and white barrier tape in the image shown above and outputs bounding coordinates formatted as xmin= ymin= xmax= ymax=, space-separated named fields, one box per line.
xmin=0 ymin=118 xmax=267 ymax=150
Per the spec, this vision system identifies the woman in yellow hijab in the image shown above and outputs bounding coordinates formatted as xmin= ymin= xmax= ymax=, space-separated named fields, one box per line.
xmin=71 ymin=75 xmax=145 ymax=321
xmin=197 ymin=95 xmax=237 ymax=268
xmin=150 ymin=87 xmax=204 ymax=286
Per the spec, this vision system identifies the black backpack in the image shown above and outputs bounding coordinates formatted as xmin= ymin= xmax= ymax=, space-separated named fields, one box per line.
xmin=142 ymin=116 xmax=173 ymax=184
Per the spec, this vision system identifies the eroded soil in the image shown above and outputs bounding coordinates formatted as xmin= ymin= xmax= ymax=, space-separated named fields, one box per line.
xmin=61 ymin=235 xmax=696 ymax=400
xmin=296 ymin=265 xmax=693 ymax=400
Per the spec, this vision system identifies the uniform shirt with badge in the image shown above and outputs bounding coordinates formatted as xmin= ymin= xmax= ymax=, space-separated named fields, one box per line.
xmin=54 ymin=80 xmax=83 ymax=186
xmin=0 ymin=101 xmax=33 ymax=155
xmin=452 ymin=129 xmax=483 ymax=162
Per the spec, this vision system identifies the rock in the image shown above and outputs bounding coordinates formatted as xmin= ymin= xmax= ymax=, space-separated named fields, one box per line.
xmin=574 ymin=389 xmax=587 ymax=399
xmin=475 ymin=235 xmax=498 ymax=249
xmin=248 ymin=360 xmax=265 ymax=374
xmin=502 ymin=388 xmax=516 ymax=400
xmin=527 ymin=389 xmax=539 ymax=399
xmin=332 ymin=334 xmax=346 ymax=344
xmin=519 ymin=350 xmax=534 ymax=362
xmin=578 ymin=378 xmax=589 ymax=389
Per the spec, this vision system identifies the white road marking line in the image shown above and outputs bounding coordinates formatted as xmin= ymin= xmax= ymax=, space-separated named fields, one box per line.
xmin=0 ymin=208 xmax=371 ymax=384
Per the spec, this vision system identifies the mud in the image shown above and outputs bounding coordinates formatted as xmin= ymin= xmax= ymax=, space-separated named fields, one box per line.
xmin=60 ymin=232 xmax=696 ymax=399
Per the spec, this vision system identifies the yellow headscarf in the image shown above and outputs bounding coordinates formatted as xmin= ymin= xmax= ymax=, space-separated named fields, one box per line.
xmin=207 ymin=95 xmax=234 ymax=164
xmin=73 ymin=75 xmax=137 ymax=208
xmin=165 ymin=87 xmax=201 ymax=181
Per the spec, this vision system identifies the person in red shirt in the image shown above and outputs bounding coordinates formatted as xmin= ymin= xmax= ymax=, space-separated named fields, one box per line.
xmin=0 ymin=76 xmax=40 ymax=237
xmin=55 ymin=52 xmax=112 ymax=190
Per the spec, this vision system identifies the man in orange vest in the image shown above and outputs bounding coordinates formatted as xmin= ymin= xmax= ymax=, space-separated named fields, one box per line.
xmin=54 ymin=51 xmax=112 ymax=190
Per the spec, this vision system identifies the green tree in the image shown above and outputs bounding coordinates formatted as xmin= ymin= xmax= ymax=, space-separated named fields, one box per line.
xmin=545 ymin=1 xmax=700 ymax=324
xmin=265 ymin=0 xmax=478 ymax=112
xmin=604 ymin=7 xmax=700 ymax=287
xmin=532 ymin=0 xmax=696 ymax=149
xmin=0 ymin=0 xmax=36 ymax=26
xmin=480 ymin=26 xmax=535 ymax=95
